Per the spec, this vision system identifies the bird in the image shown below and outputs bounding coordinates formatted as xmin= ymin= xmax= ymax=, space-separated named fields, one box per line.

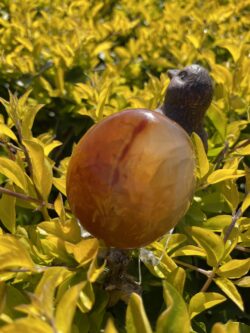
xmin=157 ymin=64 xmax=213 ymax=151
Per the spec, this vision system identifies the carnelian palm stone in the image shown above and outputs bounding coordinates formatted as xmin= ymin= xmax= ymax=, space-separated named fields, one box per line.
xmin=66 ymin=109 xmax=196 ymax=249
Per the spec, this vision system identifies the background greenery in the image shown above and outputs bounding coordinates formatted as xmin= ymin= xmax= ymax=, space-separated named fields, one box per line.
xmin=0 ymin=0 xmax=249 ymax=332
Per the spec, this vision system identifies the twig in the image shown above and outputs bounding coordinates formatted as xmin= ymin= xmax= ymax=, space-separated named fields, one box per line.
xmin=214 ymin=141 xmax=229 ymax=169
xmin=200 ymin=206 xmax=244 ymax=292
xmin=0 ymin=185 xmax=54 ymax=210
xmin=231 ymin=138 xmax=250 ymax=153
xmin=223 ymin=209 xmax=242 ymax=243
xmin=174 ymin=259 xmax=210 ymax=277
xmin=235 ymin=246 xmax=250 ymax=253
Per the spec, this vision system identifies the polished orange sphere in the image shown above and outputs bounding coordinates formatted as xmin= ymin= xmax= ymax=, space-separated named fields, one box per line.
xmin=66 ymin=109 xmax=196 ymax=249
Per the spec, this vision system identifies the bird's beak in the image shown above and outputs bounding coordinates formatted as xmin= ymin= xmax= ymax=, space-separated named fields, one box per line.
xmin=167 ymin=69 xmax=180 ymax=79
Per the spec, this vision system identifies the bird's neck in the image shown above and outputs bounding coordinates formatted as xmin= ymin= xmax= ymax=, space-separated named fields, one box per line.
xmin=161 ymin=102 xmax=205 ymax=135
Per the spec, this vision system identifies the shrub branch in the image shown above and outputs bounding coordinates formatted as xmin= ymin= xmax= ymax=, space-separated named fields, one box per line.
xmin=200 ymin=206 xmax=244 ymax=292
xmin=0 ymin=185 xmax=54 ymax=210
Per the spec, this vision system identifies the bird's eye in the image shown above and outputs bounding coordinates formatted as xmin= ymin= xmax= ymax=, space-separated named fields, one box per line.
xmin=179 ymin=71 xmax=187 ymax=79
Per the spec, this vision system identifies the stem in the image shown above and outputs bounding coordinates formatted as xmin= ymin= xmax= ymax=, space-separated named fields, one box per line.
xmin=200 ymin=207 xmax=244 ymax=292
xmin=174 ymin=259 xmax=210 ymax=277
xmin=235 ymin=246 xmax=250 ymax=253
xmin=214 ymin=141 xmax=229 ymax=169
xmin=223 ymin=209 xmax=242 ymax=243
xmin=0 ymin=186 xmax=54 ymax=210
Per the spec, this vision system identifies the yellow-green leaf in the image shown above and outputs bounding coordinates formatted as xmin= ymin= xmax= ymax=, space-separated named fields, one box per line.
xmin=53 ymin=176 xmax=66 ymax=196
xmin=104 ymin=318 xmax=118 ymax=333
xmin=156 ymin=281 xmax=190 ymax=333
xmin=0 ymin=185 xmax=16 ymax=233
xmin=93 ymin=41 xmax=113 ymax=56
xmin=214 ymin=277 xmax=244 ymax=311
xmin=216 ymin=41 xmax=242 ymax=63
xmin=15 ymin=37 xmax=33 ymax=52
xmin=171 ymin=245 xmax=206 ymax=258
xmin=167 ymin=267 xmax=186 ymax=295
xmin=55 ymin=282 xmax=84 ymax=333
xmin=35 ymin=267 xmax=73 ymax=318
xmin=38 ymin=218 xmax=81 ymax=244
xmin=0 ymin=282 xmax=6 ymax=314
xmin=203 ymin=215 xmax=232 ymax=231
xmin=87 ymin=252 xmax=106 ymax=283
xmin=44 ymin=140 xmax=62 ymax=156
xmin=207 ymin=103 xmax=227 ymax=140
xmin=218 ymin=259 xmax=250 ymax=279
xmin=220 ymin=180 xmax=239 ymax=213
xmin=0 ymin=157 xmax=27 ymax=191
xmin=0 ymin=124 xmax=17 ymax=141
xmin=234 ymin=276 xmax=250 ymax=288
xmin=242 ymin=193 xmax=250 ymax=214
xmin=192 ymin=133 xmax=209 ymax=179
xmin=22 ymin=104 xmax=44 ymax=140
xmin=211 ymin=323 xmax=227 ymax=333
xmin=0 ymin=318 xmax=53 ymax=333
xmin=189 ymin=292 xmax=226 ymax=319
xmin=23 ymin=139 xmax=52 ymax=199
xmin=0 ymin=234 xmax=34 ymax=270
xmin=66 ymin=238 xmax=99 ymax=266
xmin=207 ymin=169 xmax=245 ymax=184
xmin=78 ymin=281 xmax=95 ymax=313
xmin=126 ymin=293 xmax=152 ymax=333
xmin=187 ymin=227 xmax=224 ymax=266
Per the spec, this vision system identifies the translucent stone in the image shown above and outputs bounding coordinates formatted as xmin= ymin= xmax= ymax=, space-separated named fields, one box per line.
xmin=66 ymin=109 xmax=196 ymax=249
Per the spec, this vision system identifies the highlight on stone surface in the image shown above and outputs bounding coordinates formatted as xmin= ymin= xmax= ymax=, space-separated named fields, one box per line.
xmin=66 ymin=109 xmax=196 ymax=249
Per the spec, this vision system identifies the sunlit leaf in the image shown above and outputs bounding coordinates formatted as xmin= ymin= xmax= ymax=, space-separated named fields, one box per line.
xmin=0 ymin=318 xmax=53 ymax=333
xmin=218 ymin=259 xmax=250 ymax=279
xmin=234 ymin=276 xmax=250 ymax=288
xmin=104 ymin=318 xmax=119 ymax=333
xmin=207 ymin=103 xmax=227 ymax=140
xmin=214 ymin=277 xmax=244 ymax=311
xmin=126 ymin=293 xmax=152 ymax=333
xmin=53 ymin=176 xmax=66 ymax=196
xmin=38 ymin=218 xmax=81 ymax=244
xmin=220 ymin=180 xmax=239 ymax=213
xmin=0 ymin=234 xmax=34 ymax=270
xmin=203 ymin=215 xmax=232 ymax=231
xmin=167 ymin=267 xmax=186 ymax=295
xmin=215 ymin=41 xmax=242 ymax=63
xmin=23 ymin=139 xmax=52 ymax=199
xmin=211 ymin=322 xmax=228 ymax=333
xmin=242 ymin=193 xmax=250 ymax=214
xmin=66 ymin=238 xmax=99 ymax=266
xmin=0 ymin=124 xmax=17 ymax=141
xmin=55 ymin=282 xmax=84 ymax=333
xmin=207 ymin=169 xmax=245 ymax=184
xmin=78 ymin=281 xmax=95 ymax=313
xmin=0 ymin=282 xmax=6 ymax=314
xmin=156 ymin=281 xmax=190 ymax=333
xmin=21 ymin=104 xmax=44 ymax=140
xmin=0 ymin=157 xmax=27 ymax=191
xmin=0 ymin=184 xmax=16 ymax=233
xmin=87 ymin=252 xmax=106 ymax=283
xmin=189 ymin=292 xmax=226 ymax=319
xmin=186 ymin=227 xmax=224 ymax=266
xmin=171 ymin=245 xmax=206 ymax=258
xmin=34 ymin=267 xmax=73 ymax=318
xmin=191 ymin=133 xmax=209 ymax=179
xmin=44 ymin=140 xmax=62 ymax=156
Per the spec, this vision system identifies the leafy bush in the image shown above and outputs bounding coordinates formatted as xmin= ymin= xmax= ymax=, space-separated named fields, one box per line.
xmin=0 ymin=0 xmax=249 ymax=332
